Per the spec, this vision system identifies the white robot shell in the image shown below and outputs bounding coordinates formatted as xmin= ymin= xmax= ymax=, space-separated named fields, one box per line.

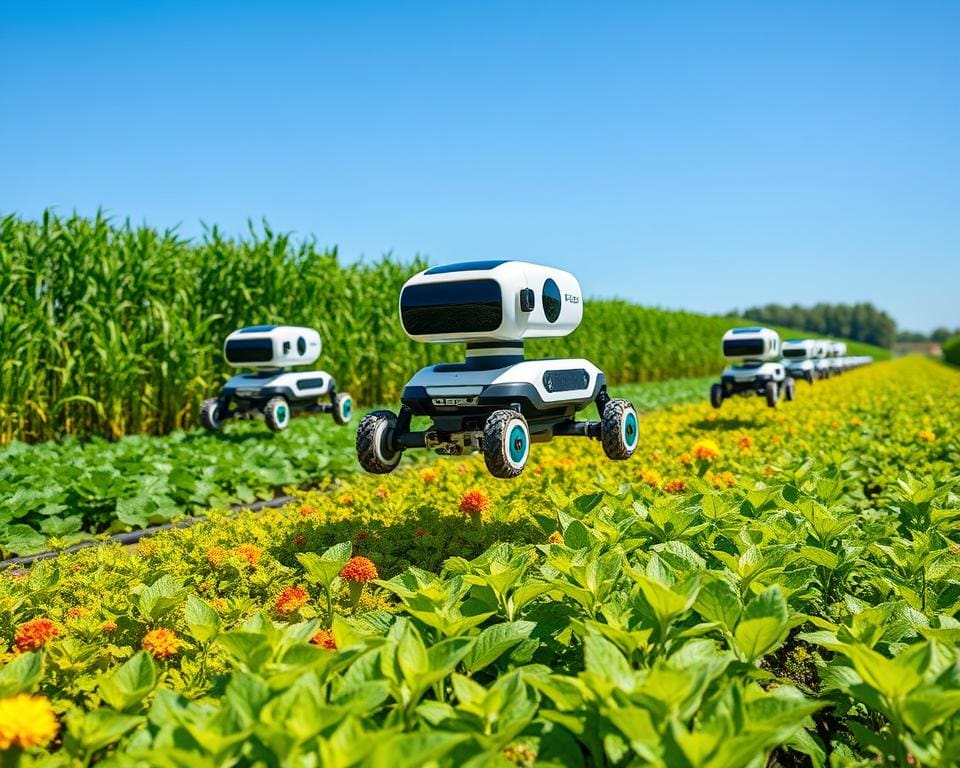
xmin=223 ymin=325 xmax=322 ymax=369
xmin=721 ymin=327 xmax=782 ymax=362
xmin=782 ymin=339 xmax=819 ymax=361
xmin=399 ymin=260 xmax=583 ymax=344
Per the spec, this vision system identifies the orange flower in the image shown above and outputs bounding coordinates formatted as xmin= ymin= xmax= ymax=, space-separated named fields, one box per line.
xmin=234 ymin=544 xmax=261 ymax=566
xmin=340 ymin=556 xmax=379 ymax=582
xmin=831 ymin=421 xmax=841 ymax=430
xmin=102 ymin=620 xmax=118 ymax=633
xmin=738 ymin=435 xmax=753 ymax=450
xmin=419 ymin=468 xmax=440 ymax=483
xmin=294 ymin=534 xmax=306 ymax=547
xmin=0 ymin=694 xmax=58 ymax=750
xmin=339 ymin=494 xmax=354 ymax=506
xmin=918 ymin=429 xmax=936 ymax=442
xmin=692 ymin=438 xmax=721 ymax=461
xmin=771 ymin=435 xmax=782 ymax=444
xmin=142 ymin=628 xmax=181 ymax=659
xmin=14 ymin=618 xmax=60 ymax=652
xmin=211 ymin=598 xmax=228 ymax=613
xmin=354 ymin=531 xmax=369 ymax=542
xmin=548 ymin=531 xmax=564 ymax=545
xmin=299 ymin=504 xmax=318 ymax=517
xmin=764 ymin=465 xmax=777 ymax=476
xmin=66 ymin=606 xmax=90 ymax=620
xmin=310 ymin=629 xmax=337 ymax=650
xmin=206 ymin=546 xmax=227 ymax=568
xmin=708 ymin=470 xmax=737 ymax=488
xmin=678 ymin=452 xmax=693 ymax=465
xmin=414 ymin=528 xmax=428 ymax=537
xmin=664 ymin=479 xmax=687 ymax=494
xmin=376 ymin=485 xmax=389 ymax=499
xmin=851 ymin=418 xmax=862 ymax=427
xmin=459 ymin=488 xmax=490 ymax=518
xmin=275 ymin=586 xmax=309 ymax=616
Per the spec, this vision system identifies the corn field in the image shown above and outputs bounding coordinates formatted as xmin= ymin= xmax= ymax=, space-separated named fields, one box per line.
xmin=0 ymin=211 xmax=888 ymax=443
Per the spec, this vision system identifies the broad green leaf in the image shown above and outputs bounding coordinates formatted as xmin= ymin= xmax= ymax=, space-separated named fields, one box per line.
xmin=66 ymin=708 xmax=144 ymax=754
xmin=184 ymin=594 xmax=220 ymax=644
xmin=734 ymin=586 xmax=789 ymax=662
xmin=99 ymin=651 xmax=157 ymax=712
xmin=0 ymin=651 xmax=43 ymax=696
xmin=463 ymin=620 xmax=536 ymax=673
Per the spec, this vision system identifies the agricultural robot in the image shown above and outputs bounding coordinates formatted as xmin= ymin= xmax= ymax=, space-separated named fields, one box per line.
xmin=710 ymin=327 xmax=795 ymax=409
xmin=200 ymin=325 xmax=353 ymax=432
xmin=356 ymin=260 xmax=639 ymax=478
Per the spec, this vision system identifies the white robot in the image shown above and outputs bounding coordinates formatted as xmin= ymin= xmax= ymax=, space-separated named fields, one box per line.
xmin=813 ymin=339 xmax=834 ymax=379
xmin=710 ymin=327 xmax=795 ymax=409
xmin=356 ymin=260 xmax=639 ymax=478
xmin=200 ymin=325 xmax=353 ymax=432
xmin=781 ymin=339 xmax=821 ymax=384
xmin=827 ymin=340 xmax=848 ymax=375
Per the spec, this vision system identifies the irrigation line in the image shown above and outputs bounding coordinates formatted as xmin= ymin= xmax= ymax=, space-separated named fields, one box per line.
xmin=0 ymin=494 xmax=297 ymax=570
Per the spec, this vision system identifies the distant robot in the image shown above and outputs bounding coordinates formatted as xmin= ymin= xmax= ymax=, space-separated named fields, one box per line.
xmin=356 ymin=260 xmax=639 ymax=478
xmin=781 ymin=339 xmax=821 ymax=384
xmin=200 ymin=325 xmax=353 ymax=432
xmin=710 ymin=327 xmax=795 ymax=409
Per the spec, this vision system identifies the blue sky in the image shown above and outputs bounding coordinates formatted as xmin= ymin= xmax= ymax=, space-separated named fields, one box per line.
xmin=2 ymin=1 xmax=957 ymax=332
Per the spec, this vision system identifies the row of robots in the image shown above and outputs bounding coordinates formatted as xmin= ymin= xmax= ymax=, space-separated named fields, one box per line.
xmin=199 ymin=260 xmax=870 ymax=479
xmin=712 ymin=328 xmax=873 ymax=409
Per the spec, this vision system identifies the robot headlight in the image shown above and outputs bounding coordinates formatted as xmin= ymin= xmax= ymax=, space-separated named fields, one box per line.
xmin=399 ymin=260 xmax=583 ymax=343
xmin=721 ymin=327 xmax=782 ymax=361
xmin=223 ymin=325 xmax=321 ymax=369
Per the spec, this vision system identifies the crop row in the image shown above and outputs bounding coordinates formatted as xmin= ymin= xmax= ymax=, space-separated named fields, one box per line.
xmin=0 ymin=211 xmax=888 ymax=443
xmin=0 ymin=356 xmax=956 ymax=765
xmin=0 ymin=377 xmax=718 ymax=558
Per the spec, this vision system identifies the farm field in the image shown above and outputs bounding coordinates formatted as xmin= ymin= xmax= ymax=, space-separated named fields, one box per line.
xmin=0 ymin=376 xmax=714 ymax=558
xmin=0 ymin=212 xmax=888 ymax=444
xmin=1 ymin=356 xmax=957 ymax=766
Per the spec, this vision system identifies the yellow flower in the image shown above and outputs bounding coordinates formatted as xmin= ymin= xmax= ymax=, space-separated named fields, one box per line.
xmin=206 ymin=546 xmax=227 ymax=568
xmin=918 ymin=429 xmax=936 ymax=442
xmin=548 ymin=531 xmax=564 ymax=545
xmin=0 ymin=694 xmax=58 ymax=750
xmin=419 ymin=468 xmax=440 ymax=484
xmin=692 ymin=438 xmax=721 ymax=461
xmin=639 ymin=468 xmax=661 ymax=488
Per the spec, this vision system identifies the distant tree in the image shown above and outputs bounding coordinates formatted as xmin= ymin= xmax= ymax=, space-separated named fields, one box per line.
xmin=740 ymin=302 xmax=896 ymax=348
xmin=931 ymin=327 xmax=952 ymax=343
xmin=897 ymin=330 xmax=929 ymax=343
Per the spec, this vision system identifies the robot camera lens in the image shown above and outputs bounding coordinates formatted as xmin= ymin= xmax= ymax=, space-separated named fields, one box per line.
xmin=543 ymin=279 xmax=561 ymax=323
xmin=297 ymin=336 xmax=306 ymax=355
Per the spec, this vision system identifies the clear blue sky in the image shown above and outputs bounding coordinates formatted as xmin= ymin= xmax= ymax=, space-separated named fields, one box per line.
xmin=2 ymin=1 xmax=957 ymax=332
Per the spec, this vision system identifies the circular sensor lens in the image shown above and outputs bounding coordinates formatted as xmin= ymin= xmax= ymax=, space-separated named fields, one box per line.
xmin=542 ymin=279 xmax=561 ymax=323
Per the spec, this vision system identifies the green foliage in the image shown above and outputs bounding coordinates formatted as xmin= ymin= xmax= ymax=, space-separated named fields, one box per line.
xmin=944 ymin=334 xmax=960 ymax=366
xmin=1 ymin=356 xmax=957 ymax=766
xmin=739 ymin=301 xmax=898 ymax=348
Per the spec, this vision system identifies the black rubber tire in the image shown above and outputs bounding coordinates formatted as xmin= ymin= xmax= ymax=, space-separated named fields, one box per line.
xmin=200 ymin=397 xmax=224 ymax=432
xmin=601 ymin=399 xmax=639 ymax=460
xmin=765 ymin=381 xmax=779 ymax=408
xmin=332 ymin=392 xmax=353 ymax=426
xmin=264 ymin=396 xmax=290 ymax=432
xmin=710 ymin=383 xmax=724 ymax=409
xmin=805 ymin=371 xmax=814 ymax=385
xmin=784 ymin=377 xmax=796 ymax=401
xmin=483 ymin=409 xmax=530 ymax=478
xmin=356 ymin=410 xmax=403 ymax=474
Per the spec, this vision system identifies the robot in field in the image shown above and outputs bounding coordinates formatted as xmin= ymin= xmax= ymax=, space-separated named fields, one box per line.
xmin=827 ymin=341 xmax=848 ymax=375
xmin=781 ymin=339 xmax=821 ymax=384
xmin=200 ymin=325 xmax=353 ymax=432
xmin=356 ymin=260 xmax=639 ymax=478
xmin=710 ymin=327 xmax=795 ymax=409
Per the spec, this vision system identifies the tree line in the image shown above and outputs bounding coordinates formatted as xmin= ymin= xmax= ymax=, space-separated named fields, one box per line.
xmin=732 ymin=303 xmax=897 ymax=349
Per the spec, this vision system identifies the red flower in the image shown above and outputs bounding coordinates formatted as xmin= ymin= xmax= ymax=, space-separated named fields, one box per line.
xmin=664 ymin=478 xmax=687 ymax=494
xmin=102 ymin=621 xmax=118 ymax=633
xmin=340 ymin=556 xmax=379 ymax=582
xmin=414 ymin=528 xmax=427 ymax=537
xmin=275 ymin=586 xmax=309 ymax=616
xmin=294 ymin=535 xmax=306 ymax=547
xmin=459 ymin=488 xmax=490 ymax=518
xmin=15 ymin=618 xmax=60 ymax=652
